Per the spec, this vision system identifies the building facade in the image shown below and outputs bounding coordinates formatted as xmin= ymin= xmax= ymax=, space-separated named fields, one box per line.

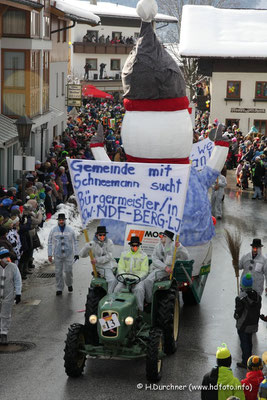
xmin=0 ymin=0 xmax=99 ymax=187
xmin=70 ymin=1 xmax=178 ymax=98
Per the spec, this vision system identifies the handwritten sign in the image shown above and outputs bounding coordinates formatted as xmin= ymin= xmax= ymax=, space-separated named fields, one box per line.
xmin=67 ymin=159 xmax=191 ymax=234
xmin=190 ymin=138 xmax=214 ymax=170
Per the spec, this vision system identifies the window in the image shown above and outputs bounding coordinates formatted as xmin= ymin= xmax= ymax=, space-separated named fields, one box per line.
xmin=255 ymin=82 xmax=267 ymax=99
xmin=63 ymin=21 xmax=67 ymax=42
xmin=86 ymin=58 xmax=97 ymax=70
xmin=3 ymin=51 xmax=26 ymax=114
xmin=43 ymin=15 xmax=50 ymax=39
xmin=3 ymin=9 xmax=26 ymax=35
xmin=30 ymin=51 xmax=40 ymax=117
xmin=225 ymin=119 xmax=240 ymax=129
xmin=31 ymin=11 xmax=40 ymax=37
xmin=110 ymin=59 xmax=120 ymax=71
xmin=226 ymin=81 xmax=241 ymax=99
xmin=62 ymin=72 xmax=65 ymax=96
xmin=112 ymin=31 xmax=122 ymax=40
xmin=56 ymin=73 xmax=59 ymax=97
xmin=57 ymin=20 xmax=61 ymax=42
xmin=43 ymin=51 xmax=49 ymax=113
xmin=254 ymin=120 xmax=267 ymax=135
xmin=4 ymin=51 xmax=25 ymax=88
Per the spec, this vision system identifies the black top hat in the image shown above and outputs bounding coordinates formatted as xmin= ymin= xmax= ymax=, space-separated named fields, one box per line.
xmin=250 ymin=238 xmax=263 ymax=247
xmin=57 ymin=213 xmax=66 ymax=220
xmin=96 ymin=226 xmax=108 ymax=234
xmin=162 ymin=230 xmax=174 ymax=241
xmin=128 ymin=236 xmax=141 ymax=246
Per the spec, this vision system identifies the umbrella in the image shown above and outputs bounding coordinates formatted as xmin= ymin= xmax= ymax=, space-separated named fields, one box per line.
xmin=82 ymin=84 xmax=114 ymax=100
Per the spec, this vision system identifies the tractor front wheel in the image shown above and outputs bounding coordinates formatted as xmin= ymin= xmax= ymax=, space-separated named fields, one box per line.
xmin=146 ymin=328 xmax=164 ymax=382
xmin=157 ymin=287 xmax=180 ymax=355
xmin=64 ymin=323 xmax=86 ymax=377
xmin=84 ymin=287 xmax=105 ymax=344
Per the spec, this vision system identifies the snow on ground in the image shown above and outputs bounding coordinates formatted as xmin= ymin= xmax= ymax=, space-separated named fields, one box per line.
xmin=179 ymin=5 xmax=267 ymax=58
xmin=33 ymin=200 xmax=84 ymax=268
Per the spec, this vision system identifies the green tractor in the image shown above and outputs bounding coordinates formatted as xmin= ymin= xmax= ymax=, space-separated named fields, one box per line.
xmin=64 ymin=260 xmax=194 ymax=382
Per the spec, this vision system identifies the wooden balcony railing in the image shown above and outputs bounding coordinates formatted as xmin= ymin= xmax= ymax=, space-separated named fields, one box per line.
xmin=73 ymin=42 xmax=134 ymax=55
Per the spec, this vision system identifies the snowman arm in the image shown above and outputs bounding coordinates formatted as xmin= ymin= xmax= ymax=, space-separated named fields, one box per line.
xmin=90 ymin=143 xmax=111 ymax=162
xmin=206 ymin=143 xmax=229 ymax=173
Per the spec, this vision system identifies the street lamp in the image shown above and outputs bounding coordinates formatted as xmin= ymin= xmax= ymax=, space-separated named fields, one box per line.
xmin=14 ymin=115 xmax=34 ymax=203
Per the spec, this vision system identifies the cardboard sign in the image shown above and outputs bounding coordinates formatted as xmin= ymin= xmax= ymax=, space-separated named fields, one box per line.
xmin=190 ymin=138 xmax=214 ymax=170
xmin=68 ymin=159 xmax=190 ymax=234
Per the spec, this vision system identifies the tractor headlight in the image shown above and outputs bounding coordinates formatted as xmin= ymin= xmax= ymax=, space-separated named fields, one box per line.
xmin=125 ymin=316 xmax=134 ymax=326
xmin=89 ymin=314 xmax=98 ymax=324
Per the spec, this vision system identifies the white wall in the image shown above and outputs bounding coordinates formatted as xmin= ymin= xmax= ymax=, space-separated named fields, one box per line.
xmin=210 ymin=72 xmax=267 ymax=134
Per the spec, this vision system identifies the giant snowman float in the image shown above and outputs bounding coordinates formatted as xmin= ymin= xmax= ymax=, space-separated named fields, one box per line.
xmin=90 ymin=0 xmax=229 ymax=276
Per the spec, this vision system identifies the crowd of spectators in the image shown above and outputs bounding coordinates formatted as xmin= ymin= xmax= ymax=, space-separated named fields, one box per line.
xmin=1 ymin=101 xmax=266 ymax=284
xmin=82 ymin=32 xmax=136 ymax=45
xmin=194 ymin=111 xmax=267 ymax=201
xmin=0 ymin=99 xmax=126 ymax=281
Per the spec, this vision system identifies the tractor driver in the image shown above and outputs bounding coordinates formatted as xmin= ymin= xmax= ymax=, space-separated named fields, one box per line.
xmin=114 ymin=236 xmax=149 ymax=311
xmin=144 ymin=230 xmax=189 ymax=304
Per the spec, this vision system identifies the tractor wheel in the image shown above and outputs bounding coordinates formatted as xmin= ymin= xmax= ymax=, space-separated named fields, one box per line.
xmin=146 ymin=328 xmax=164 ymax=382
xmin=156 ymin=287 xmax=180 ymax=355
xmin=84 ymin=287 xmax=105 ymax=345
xmin=64 ymin=323 xmax=86 ymax=377
xmin=182 ymin=287 xmax=198 ymax=306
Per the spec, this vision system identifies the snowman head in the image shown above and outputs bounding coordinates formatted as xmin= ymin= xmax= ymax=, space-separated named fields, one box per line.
xmin=121 ymin=0 xmax=193 ymax=162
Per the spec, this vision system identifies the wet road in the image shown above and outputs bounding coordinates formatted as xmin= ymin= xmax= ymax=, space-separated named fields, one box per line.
xmin=1 ymin=173 xmax=267 ymax=400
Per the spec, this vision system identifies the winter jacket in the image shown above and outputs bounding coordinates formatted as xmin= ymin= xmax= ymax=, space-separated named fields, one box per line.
xmin=252 ymin=163 xmax=264 ymax=187
xmin=258 ymin=377 xmax=267 ymax=400
xmin=234 ymin=290 xmax=261 ymax=333
xmin=55 ymin=176 xmax=64 ymax=201
xmin=0 ymin=237 xmax=17 ymax=262
xmin=118 ymin=249 xmax=149 ymax=280
xmin=241 ymin=370 xmax=264 ymax=400
xmin=79 ymin=237 xmax=115 ymax=271
xmin=19 ymin=216 xmax=32 ymax=252
xmin=239 ymin=252 xmax=267 ymax=296
xmin=0 ymin=262 xmax=22 ymax=319
xmin=44 ymin=193 xmax=54 ymax=215
xmin=201 ymin=366 xmax=245 ymax=400
xmin=151 ymin=240 xmax=189 ymax=271
xmin=48 ymin=224 xmax=78 ymax=259
xmin=6 ymin=228 xmax=22 ymax=261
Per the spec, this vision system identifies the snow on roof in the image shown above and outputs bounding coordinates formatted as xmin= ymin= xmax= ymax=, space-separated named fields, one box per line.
xmin=54 ymin=0 xmax=100 ymax=25
xmin=63 ymin=0 xmax=177 ymax=23
xmin=179 ymin=5 xmax=267 ymax=59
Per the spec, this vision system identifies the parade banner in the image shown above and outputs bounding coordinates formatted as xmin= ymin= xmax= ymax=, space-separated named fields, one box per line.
xmin=190 ymin=138 xmax=214 ymax=170
xmin=67 ymin=159 xmax=191 ymax=234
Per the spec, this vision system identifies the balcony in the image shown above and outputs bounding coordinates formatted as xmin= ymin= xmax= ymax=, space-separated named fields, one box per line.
xmin=73 ymin=42 xmax=134 ymax=55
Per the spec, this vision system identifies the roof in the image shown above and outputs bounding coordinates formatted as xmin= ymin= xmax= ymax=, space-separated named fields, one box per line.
xmin=0 ymin=115 xmax=18 ymax=147
xmin=59 ymin=0 xmax=177 ymax=23
xmin=53 ymin=0 xmax=100 ymax=26
xmin=4 ymin=0 xmax=43 ymax=10
xmin=179 ymin=5 xmax=267 ymax=59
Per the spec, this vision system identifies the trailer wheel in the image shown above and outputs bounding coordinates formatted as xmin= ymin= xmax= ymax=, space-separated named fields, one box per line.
xmin=156 ymin=287 xmax=180 ymax=355
xmin=84 ymin=287 xmax=105 ymax=345
xmin=64 ymin=323 xmax=86 ymax=377
xmin=182 ymin=287 xmax=198 ymax=306
xmin=146 ymin=328 xmax=164 ymax=382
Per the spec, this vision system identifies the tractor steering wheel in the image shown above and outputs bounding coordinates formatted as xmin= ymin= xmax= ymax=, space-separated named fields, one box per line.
xmin=117 ymin=273 xmax=141 ymax=286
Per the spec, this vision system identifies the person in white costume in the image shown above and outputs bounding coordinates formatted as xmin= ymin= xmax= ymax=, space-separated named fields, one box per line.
xmin=79 ymin=226 xmax=117 ymax=294
xmin=211 ymin=173 xmax=227 ymax=220
xmin=144 ymin=230 xmax=189 ymax=303
xmin=0 ymin=247 xmax=22 ymax=345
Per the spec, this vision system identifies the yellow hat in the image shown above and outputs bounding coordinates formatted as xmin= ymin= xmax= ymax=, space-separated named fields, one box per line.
xmin=262 ymin=351 xmax=267 ymax=364
xmin=216 ymin=343 xmax=231 ymax=359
